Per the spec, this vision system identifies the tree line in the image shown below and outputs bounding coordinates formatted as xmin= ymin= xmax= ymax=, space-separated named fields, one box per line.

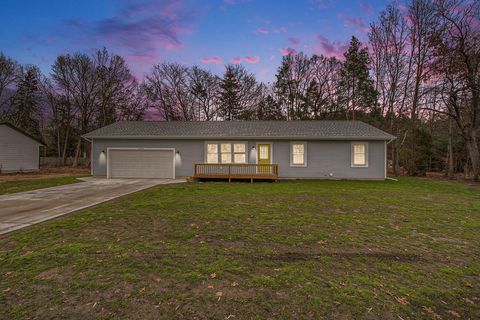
xmin=0 ymin=0 xmax=478 ymax=180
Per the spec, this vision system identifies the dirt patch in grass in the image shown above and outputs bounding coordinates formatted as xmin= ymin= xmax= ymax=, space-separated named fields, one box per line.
xmin=0 ymin=166 xmax=89 ymax=182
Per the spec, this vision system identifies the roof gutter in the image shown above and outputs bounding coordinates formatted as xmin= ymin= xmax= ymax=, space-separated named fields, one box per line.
xmin=82 ymin=135 xmax=396 ymax=141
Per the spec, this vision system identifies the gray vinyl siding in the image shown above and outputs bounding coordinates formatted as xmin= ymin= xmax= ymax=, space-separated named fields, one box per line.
xmin=92 ymin=138 xmax=386 ymax=179
xmin=269 ymin=140 xmax=385 ymax=179
xmin=0 ymin=125 xmax=41 ymax=173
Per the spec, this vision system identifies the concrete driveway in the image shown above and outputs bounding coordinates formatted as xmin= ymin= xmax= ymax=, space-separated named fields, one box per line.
xmin=0 ymin=177 xmax=185 ymax=235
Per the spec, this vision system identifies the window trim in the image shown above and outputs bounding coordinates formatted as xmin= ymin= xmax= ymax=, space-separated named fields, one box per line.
xmin=204 ymin=141 xmax=248 ymax=164
xmin=290 ymin=141 xmax=307 ymax=167
xmin=351 ymin=142 xmax=369 ymax=168
xmin=205 ymin=143 xmax=219 ymax=164
xmin=233 ymin=143 xmax=247 ymax=164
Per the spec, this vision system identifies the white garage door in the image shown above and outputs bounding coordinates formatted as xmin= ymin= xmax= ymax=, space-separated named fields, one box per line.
xmin=108 ymin=149 xmax=174 ymax=179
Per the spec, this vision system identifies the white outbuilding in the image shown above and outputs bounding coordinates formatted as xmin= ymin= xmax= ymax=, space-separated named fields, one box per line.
xmin=0 ymin=122 xmax=44 ymax=173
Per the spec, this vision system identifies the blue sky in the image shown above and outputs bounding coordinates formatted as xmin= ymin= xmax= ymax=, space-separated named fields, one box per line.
xmin=0 ymin=0 xmax=390 ymax=82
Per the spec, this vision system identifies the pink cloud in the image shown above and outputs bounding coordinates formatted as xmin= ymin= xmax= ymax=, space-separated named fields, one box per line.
xmin=279 ymin=47 xmax=297 ymax=56
xmin=359 ymin=1 xmax=373 ymax=15
xmin=259 ymin=67 xmax=269 ymax=76
xmin=61 ymin=0 xmax=196 ymax=77
xmin=231 ymin=56 xmax=242 ymax=64
xmin=161 ymin=0 xmax=182 ymax=19
xmin=273 ymin=27 xmax=288 ymax=33
xmin=244 ymin=55 xmax=260 ymax=64
xmin=288 ymin=37 xmax=301 ymax=46
xmin=338 ymin=14 xmax=369 ymax=34
xmin=310 ymin=0 xmax=331 ymax=9
xmin=201 ymin=56 xmax=222 ymax=64
xmin=257 ymin=28 xmax=269 ymax=34
xmin=315 ymin=35 xmax=348 ymax=60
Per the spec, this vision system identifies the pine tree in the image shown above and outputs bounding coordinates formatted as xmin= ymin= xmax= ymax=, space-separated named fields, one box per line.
xmin=9 ymin=65 xmax=41 ymax=137
xmin=339 ymin=36 xmax=377 ymax=120
xmin=218 ymin=65 xmax=241 ymax=120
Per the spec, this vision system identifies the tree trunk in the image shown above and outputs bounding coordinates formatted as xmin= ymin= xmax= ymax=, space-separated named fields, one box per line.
xmin=447 ymin=119 xmax=454 ymax=180
xmin=56 ymin=129 xmax=61 ymax=166
xmin=61 ymin=127 xmax=70 ymax=166
xmin=72 ymin=137 xmax=81 ymax=167
xmin=392 ymin=140 xmax=399 ymax=176
xmin=466 ymin=133 xmax=480 ymax=181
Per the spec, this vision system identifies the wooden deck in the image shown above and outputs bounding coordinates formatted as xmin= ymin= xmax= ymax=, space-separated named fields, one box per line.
xmin=193 ymin=163 xmax=279 ymax=182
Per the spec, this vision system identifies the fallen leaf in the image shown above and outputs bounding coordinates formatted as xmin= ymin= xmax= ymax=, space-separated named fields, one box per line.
xmin=463 ymin=282 xmax=473 ymax=288
xmin=422 ymin=306 xmax=434 ymax=313
xmin=447 ymin=310 xmax=460 ymax=318
xmin=139 ymin=287 xmax=146 ymax=293
xmin=333 ymin=301 xmax=341 ymax=306
xmin=4 ymin=271 xmax=13 ymax=276
xmin=317 ymin=240 xmax=328 ymax=245
xmin=231 ymin=281 xmax=239 ymax=287
xmin=210 ymin=273 xmax=217 ymax=279
xmin=464 ymin=297 xmax=474 ymax=304
xmin=3 ymin=287 xmax=11 ymax=293
xmin=207 ymin=285 xmax=214 ymax=289
xmin=395 ymin=296 xmax=409 ymax=305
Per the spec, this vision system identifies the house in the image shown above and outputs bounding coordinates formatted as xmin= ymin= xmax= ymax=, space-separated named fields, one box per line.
xmin=83 ymin=121 xmax=395 ymax=180
xmin=0 ymin=122 xmax=45 ymax=173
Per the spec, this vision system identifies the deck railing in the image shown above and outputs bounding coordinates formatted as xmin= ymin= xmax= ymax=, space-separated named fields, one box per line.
xmin=194 ymin=163 xmax=279 ymax=181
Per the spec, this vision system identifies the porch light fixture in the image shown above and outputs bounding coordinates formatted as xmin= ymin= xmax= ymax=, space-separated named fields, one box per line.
xmin=251 ymin=146 xmax=256 ymax=150
xmin=176 ymin=150 xmax=180 ymax=154
xmin=101 ymin=150 xmax=105 ymax=154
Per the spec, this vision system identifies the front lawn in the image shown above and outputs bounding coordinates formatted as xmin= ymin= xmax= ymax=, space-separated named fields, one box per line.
xmin=0 ymin=176 xmax=83 ymax=195
xmin=0 ymin=178 xmax=479 ymax=319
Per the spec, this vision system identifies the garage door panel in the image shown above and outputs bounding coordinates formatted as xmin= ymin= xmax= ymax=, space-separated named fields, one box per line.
xmin=108 ymin=149 xmax=174 ymax=179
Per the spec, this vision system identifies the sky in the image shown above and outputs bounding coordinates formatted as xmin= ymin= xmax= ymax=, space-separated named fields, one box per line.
xmin=0 ymin=0 xmax=390 ymax=83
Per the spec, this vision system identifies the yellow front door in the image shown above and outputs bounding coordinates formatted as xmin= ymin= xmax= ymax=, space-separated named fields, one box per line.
xmin=257 ymin=144 xmax=271 ymax=173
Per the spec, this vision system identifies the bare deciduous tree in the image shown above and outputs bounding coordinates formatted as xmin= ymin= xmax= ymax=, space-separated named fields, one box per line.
xmin=427 ymin=0 xmax=480 ymax=180
xmin=0 ymin=52 xmax=21 ymax=115
xmin=189 ymin=66 xmax=220 ymax=121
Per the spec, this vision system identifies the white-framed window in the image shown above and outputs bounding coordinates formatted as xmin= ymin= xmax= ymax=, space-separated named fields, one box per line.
xmin=290 ymin=142 xmax=307 ymax=167
xmin=206 ymin=143 xmax=219 ymax=163
xmin=205 ymin=142 xmax=247 ymax=164
xmin=351 ymin=142 xmax=368 ymax=167
xmin=220 ymin=143 xmax=232 ymax=163
xmin=233 ymin=143 xmax=246 ymax=163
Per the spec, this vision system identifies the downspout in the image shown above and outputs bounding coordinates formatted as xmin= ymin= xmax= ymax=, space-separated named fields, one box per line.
xmin=385 ymin=138 xmax=396 ymax=181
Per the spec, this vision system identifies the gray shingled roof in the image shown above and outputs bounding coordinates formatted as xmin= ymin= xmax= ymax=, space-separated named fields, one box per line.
xmin=0 ymin=122 xmax=45 ymax=145
xmin=83 ymin=121 xmax=395 ymax=140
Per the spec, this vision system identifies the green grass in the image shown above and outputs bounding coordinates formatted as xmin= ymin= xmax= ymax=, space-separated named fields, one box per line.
xmin=0 ymin=178 xmax=479 ymax=319
xmin=0 ymin=176 xmax=83 ymax=195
